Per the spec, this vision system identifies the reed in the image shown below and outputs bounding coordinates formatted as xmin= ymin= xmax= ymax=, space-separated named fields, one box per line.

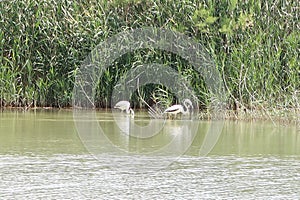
xmin=0 ymin=0 xmax=299 ymax=115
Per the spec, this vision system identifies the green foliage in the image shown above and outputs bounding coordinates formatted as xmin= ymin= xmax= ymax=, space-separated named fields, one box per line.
xmin=0 ymin=0 xmax=299 ymax=110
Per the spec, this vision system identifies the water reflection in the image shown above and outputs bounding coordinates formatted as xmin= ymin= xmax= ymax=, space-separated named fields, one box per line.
xmin=1 ymin=110 xmax=299 ymax=157
xmin=0 ymin=110 xmax=84 ymax=155
xmin=160 ymin=120 xmax=196 ymax=155
xmin=103 ymin=112 xmax=199 ymax=156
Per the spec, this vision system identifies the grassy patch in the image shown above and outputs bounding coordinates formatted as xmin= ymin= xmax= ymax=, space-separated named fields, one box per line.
xmin=0 ymin=0 xmax=299 ymax=115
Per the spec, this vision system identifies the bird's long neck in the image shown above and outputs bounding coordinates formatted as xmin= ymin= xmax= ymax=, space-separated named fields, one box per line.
xmin=129 ymin=108 xmax=134 ymax=118
xmin=183 ymin=103 xmax=189 ymax=115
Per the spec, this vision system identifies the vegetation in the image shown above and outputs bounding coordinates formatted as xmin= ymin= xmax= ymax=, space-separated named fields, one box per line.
xmin=0 ymin=0 xmax=299 ymax=118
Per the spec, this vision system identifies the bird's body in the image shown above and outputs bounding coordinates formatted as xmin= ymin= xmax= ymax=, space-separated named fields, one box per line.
xmin=114 ymin=100 xmax=134 ymax=117
xmin=164 ymin=105 xmax=184 ymax=115
xmin=164 ymin=99 xmax=193 ymax=119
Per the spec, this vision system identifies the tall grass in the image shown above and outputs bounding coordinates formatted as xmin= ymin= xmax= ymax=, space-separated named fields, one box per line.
xmin=0 ymin=0 xmax=299 ymax=113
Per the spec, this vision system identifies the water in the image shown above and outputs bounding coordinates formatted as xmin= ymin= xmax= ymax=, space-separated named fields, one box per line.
xmin=0 ymin=110 xmax=299 ymax=199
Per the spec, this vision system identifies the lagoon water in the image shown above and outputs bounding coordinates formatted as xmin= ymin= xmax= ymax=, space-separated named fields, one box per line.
xmin=0 ymin=110 xmax=299 ymax=199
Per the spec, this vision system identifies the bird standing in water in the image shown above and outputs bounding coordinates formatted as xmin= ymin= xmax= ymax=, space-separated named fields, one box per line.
xmin=114 ymin=100 xmax=134 ymax=118
xmin=164 ymin=99 xmax=193 ymax=119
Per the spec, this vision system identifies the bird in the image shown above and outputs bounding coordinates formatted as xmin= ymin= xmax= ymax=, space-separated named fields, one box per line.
xmin=164 ymin=99 xmax=193 ymax=119
xmin=114 ymin=100 xmax=134 ymax=117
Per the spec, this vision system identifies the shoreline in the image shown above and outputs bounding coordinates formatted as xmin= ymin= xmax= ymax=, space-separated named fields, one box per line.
xmin=1 ymin=106 xmax=299 ymax=125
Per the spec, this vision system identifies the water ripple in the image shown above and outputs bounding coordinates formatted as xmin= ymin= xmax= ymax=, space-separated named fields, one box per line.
xmin=0 ymin=154 xmax=299 ymax=199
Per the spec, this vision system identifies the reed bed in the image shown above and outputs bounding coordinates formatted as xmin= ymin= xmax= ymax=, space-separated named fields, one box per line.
xmin=0 ymin=0 xmax=299 ymax=117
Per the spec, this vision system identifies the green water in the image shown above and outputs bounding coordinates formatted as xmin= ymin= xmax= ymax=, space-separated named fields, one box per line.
xmin=0 ymin=110 xmax=299 ymax=199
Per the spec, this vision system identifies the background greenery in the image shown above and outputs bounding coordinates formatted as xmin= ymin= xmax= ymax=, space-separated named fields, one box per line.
xmin=0 ymin=0 xmax=299 ymax=114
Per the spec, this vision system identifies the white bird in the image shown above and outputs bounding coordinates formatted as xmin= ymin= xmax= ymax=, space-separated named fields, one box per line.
xmin=114 ymin=100 xmax=134 ymax=117
xmin=164 ymin=99 xmax=193 ymax=119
